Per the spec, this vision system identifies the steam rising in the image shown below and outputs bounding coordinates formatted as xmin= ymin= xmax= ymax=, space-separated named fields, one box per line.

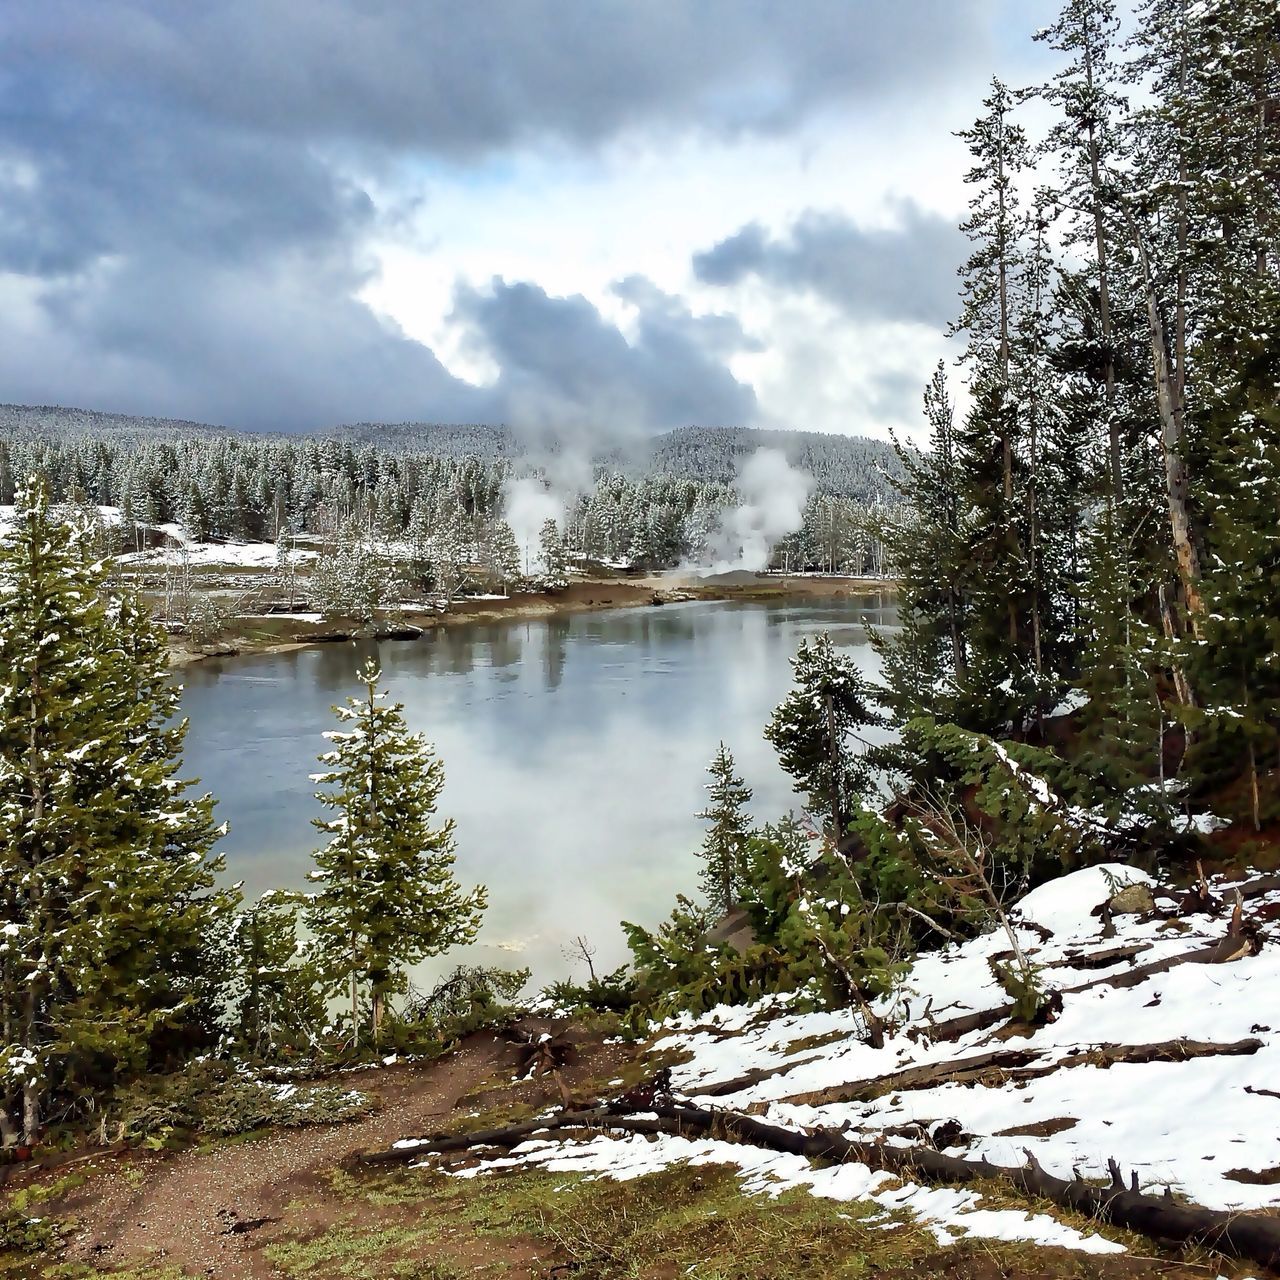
xmin=694 ymin=447 xmax=814 ymax=575
xmin=503 ymin=475 xmax=563 ymax=574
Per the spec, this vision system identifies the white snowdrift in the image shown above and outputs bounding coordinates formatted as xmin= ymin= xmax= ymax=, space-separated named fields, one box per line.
xmin=441 ymin=864 xmax=1280 ymax=1257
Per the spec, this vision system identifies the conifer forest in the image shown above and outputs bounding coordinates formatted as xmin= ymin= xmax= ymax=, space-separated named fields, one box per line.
xmin=2 ymin=2 xmax=1280 ymax=1277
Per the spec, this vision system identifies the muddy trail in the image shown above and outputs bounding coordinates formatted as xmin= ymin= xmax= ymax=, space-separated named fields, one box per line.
xmin=35 ymin=1029 xmax=635 ymax=1279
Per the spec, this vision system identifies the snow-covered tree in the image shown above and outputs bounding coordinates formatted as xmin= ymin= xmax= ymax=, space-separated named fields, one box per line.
xmin=765 ymin=633 xmax=877 ymax=855
xmin=309 ymin=524 xmax=390 ymax=622
xmin=0 ymin=478 xmax=233 ymax=1144
xmin=306 ymin=662 xmax=486 ymax=1044
xmin=537 ymin=518 xmax=569 ymax=591
xmin=695 ymin=743 xmax=754 ymax=915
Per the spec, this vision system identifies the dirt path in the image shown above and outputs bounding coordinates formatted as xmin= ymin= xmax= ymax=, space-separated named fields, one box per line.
xmin=55 ymin=1033 xmax=581 ymax=1279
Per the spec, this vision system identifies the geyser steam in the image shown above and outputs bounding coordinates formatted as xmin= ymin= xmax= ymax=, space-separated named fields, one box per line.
xmin=695 ymin=447 xmax=814 ymax=575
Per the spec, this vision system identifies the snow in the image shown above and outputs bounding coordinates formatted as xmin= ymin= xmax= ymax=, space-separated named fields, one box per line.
xmin=120 ymin=539 xmax=316 ymax=569
xmin=431 ymin=864 xmax=1280 ymax=1255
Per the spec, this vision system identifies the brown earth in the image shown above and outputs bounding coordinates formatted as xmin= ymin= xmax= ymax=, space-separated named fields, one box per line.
xmin=38 ymin=1030 xmax=637 ymax=1280
xmin=8 ymin=1024 xmax=1257 ymax=1280
xmin=165 ymin=573 xmax=896 ymax=667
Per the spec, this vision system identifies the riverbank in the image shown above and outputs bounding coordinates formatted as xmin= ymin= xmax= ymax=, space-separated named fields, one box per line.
xmin=166 ymin=572 xmax=896 ymax=667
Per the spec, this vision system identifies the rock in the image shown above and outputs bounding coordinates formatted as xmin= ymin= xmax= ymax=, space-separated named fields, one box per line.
xmin=197 ymin=642 xmax=240 ymax=657
xmin=1108 ymin=883 xmax=1156 ymax=915
xmin=705 ymin=905 xmax=758 ymax=953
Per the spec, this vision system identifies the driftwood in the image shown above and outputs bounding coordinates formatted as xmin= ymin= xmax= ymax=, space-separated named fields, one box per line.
xmin=364 ymin=1099 xmax=1280 ymax=1271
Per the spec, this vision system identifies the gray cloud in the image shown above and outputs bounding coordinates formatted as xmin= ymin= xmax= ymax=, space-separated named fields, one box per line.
xmin=453 ymin=278 xmax=759 ymax=437
xmin=6 ymin=3 xmax=992 ymax=157
xmin=693 ymin=202 xmax=965 ymax=329
xmin=0 ymin=251 xmax=480 ymax=432
xmin=0 ymin=1 xmax=998 ymax=430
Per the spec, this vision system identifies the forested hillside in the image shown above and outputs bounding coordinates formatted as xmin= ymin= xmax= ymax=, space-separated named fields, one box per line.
xmin=0 ymin=409 xmax=901 ymax=575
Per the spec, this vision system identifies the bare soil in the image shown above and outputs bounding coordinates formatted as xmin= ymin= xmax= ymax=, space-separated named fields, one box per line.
xmin=39 ymin=1030 xmax=636 ymax=1279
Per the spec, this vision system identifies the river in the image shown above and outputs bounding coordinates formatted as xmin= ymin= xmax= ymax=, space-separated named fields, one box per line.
xmin=178 ymin=594 xmax=894 ymax=984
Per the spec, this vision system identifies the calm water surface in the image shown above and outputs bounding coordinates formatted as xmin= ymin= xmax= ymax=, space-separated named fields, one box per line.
xmin=178 ymin=596 xmax=895 ymax=982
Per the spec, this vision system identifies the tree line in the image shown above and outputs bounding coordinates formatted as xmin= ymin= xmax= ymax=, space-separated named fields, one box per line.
xmin=878 ymin=0 xmax=1279 ymax=831
xmin=0 ymin=482 xmax=483 ymax=1147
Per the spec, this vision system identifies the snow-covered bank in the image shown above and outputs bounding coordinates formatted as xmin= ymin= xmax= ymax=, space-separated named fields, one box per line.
xmin=432 ymin=865 xmax=1280 ymax=1260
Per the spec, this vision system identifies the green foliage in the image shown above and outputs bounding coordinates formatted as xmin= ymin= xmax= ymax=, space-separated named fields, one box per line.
xmin=539 ymin=966 xmax=636 ymax=1017
xmin=900 ymin=718 xmax=1103 ymax=886
xmin=226 ymin=891 xmax=326 ymax=1061
xmin=695 ymin=741 xmax=754 ymax=914
xmin=306 ymin=661 xmax=486 ymax=1046
xmin=109 ymin=1059 xmax=370 ymax=1144
xmin=625 ymin=819 xmax=916 ymax=1026
xmin=765 ymin=632 xmax=877 ymax=849
xmin=400 ymin=966 xmax=530 ymax=1044
xmin=0 ymin=1204 xmax=62 ymax=1254
xmin=0 ymin=476 xmax=237 ymax=1141
xmin=992 ymin=958 xmax=1050 ymax=1023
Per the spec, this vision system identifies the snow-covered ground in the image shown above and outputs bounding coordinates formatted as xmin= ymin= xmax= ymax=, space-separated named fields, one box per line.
xmin=430 ymin=864 xmax=1280 ymax=1259
xmin=0 ymin=505 xmax=317 ymax=569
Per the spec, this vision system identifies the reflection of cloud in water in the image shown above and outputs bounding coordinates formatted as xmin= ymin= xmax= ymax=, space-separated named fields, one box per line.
xmin=178 ymin=596 xmax=896 ymax=985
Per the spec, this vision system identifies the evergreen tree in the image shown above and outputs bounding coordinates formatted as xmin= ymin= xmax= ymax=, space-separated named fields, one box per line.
xmin=949 ymin=78 xmax=1038 ymax=733
xmin=1037 ymin=0 xmax=1128 ymax=505
xmin=695 ymin=743 xmax=754 ymax=915
xmin=0 ymin=478 xmax=233 ymax=1144
xmin=874 ymin=363 xmax=968 ymax=727
xmin=228 ymin=891 xmax=325 ymax=1060
xmin=306 ymin=661 xmax=486 ymax=1044
xmin=480 ymin=519 xmax=521 ymax=595
xmin=537 ymin=518 xmax=569 ymax=590
xmin=765 ymin=633 xmax=877 ymax=855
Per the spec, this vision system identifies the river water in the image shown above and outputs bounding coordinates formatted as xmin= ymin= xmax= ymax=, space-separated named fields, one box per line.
xmin=178 ymin=595 xmax=894 ymax=983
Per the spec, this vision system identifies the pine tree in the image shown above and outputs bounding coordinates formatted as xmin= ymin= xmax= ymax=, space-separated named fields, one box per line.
xmin=306 ymin=661 xmax=486 ymax=1044
xmin=949 ymin=78 xmax=1038 ymax=732
xmin=537 ymin=518 xmax=569 ymax=590
xmin=1037 ymin=0 xmax=1128 ymax=505
xmin=695 ymin=743 xmax=754 ymax=915
xmin=480 ymin=519 xmax=521 ymax=595
xmin=0 ymin=477 xmax=233 ymax=1143
xmin=874 ymin=363 xmax=968 ymax=727
xmin=229 ymin=891 xmax=325 ymax=1060
xmin=765 ymin=633 xmax=877 ymax=855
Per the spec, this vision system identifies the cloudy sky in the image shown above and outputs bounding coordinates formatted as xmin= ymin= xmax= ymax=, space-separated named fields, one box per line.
xmin=0 ymin=2 xmax=1059 ymax=440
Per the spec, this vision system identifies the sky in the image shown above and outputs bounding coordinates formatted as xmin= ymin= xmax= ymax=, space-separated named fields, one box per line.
xmin=0 ymin=2 xmax=1061 ymax=441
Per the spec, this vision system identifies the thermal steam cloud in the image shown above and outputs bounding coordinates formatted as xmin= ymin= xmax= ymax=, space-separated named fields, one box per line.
xmin=690 ymin=447 xmax=814 ymax=576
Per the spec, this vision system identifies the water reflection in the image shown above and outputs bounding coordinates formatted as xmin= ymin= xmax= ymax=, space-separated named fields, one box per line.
xmin=178 ymin=595 xmax=896 ymax=982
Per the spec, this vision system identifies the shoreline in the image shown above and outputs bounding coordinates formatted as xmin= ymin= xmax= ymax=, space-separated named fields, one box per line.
xmin=165 ymin=572 xmax=897 ymax=668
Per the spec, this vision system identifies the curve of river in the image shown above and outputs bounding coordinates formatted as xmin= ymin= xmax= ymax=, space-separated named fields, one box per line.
xmin=178 ymin=594 xmax=895 ymax=983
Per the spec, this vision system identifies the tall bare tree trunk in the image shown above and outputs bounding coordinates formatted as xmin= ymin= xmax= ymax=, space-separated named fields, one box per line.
xmin=1128 ymin=217 xmax=1205 ymax=647
xmin=1081 ymin=12 xmax=1122 ymax=505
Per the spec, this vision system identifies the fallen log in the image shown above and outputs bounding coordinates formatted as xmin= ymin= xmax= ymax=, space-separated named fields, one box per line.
xmin=918 ymin=924 xmax=1261 ymax=1045
xmin=365 ymin=1100 xmax=1280 ymax=1271
xmin=1049 ymin=941 xmax=1152 ymax=970
xmin=685 ymin=1052 xmax=826 ymax=1099
xmin=775 ymin=1038 xmax=1262 ymax=1109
